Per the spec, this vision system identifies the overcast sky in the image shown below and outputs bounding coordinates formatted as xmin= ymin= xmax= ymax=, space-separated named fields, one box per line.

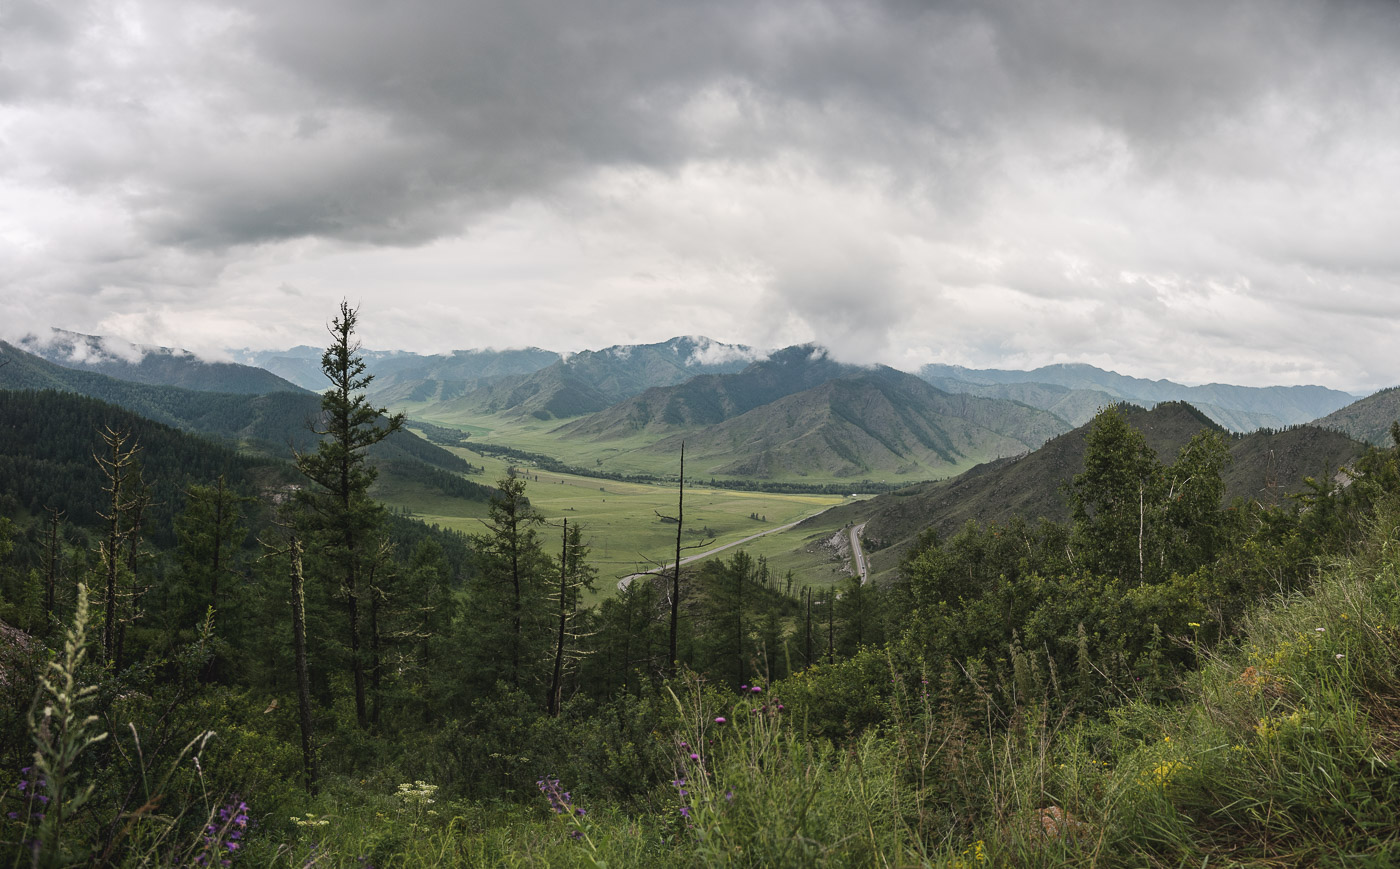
xmin=3 ymin=0 xmax=1400 ymax=391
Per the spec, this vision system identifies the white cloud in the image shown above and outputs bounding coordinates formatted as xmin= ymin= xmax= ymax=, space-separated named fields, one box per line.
xmin=2 ymin=0 xmax=1400 ymax=391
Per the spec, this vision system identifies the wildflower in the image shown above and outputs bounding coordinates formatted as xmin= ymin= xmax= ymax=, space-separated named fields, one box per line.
xmin=1315 ymin=627 xmax=1326 ymax=633
xmin=777 ymin=704 xmax=784 ymax=711
xmin=740 ymin=685 xmax=748 ymax=691
xmin=679 ymin=741 xmax=688 ymax=748
xmin=1336 ymin=653 xmax=1345 ymax=660
xmin=679 ymin=806 xmax=691 ymax=819
xmin=714 ymin=716 xmax=726 ymax=724
xmin=724 ymin=790 xmax=734 ymax=802
xmin=751 ymin=686 xmax=762 ymax=693
xmin=1187 ymin=622 xmax=1201 ymax=628
xmin=689 ymin=753 xmax=699 ymax=761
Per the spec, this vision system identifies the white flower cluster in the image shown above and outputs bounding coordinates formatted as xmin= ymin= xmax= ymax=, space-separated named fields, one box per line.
xmin=396 ymin=780 xmax=439 ymax=808
xmin=291 ymin=813 xmax=330 ymax=827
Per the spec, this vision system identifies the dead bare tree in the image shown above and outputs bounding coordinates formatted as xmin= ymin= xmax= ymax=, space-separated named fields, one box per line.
xmin=94 ymin=426 xmax=141 ymax=663
xmin=649 ymin=443 xmax=716 ymax=678
xmin=547 ymin=519 xmax=595 ymax=716
xmin=260 ymin=524 xmax=318 ymax=794
xmin=42 ymin=505 xmax=64 ymax=630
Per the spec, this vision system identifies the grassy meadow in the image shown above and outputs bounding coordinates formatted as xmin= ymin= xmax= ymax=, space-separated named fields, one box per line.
xmin=371 ymin=436 xmax=859 ymax=598
xmin=398 ymin=403 xmax=938 ymax=486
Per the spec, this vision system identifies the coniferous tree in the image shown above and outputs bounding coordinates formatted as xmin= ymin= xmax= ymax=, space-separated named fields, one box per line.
xmin=295 ymin=300 xmax=404 ymax=730
xmin=175 ymin=476 xmax=249 ymax=621
xmin=1069 ymin=406 xmax=1162 ymax=584
xmin=467 ymin=474 xmax=552 ymax=696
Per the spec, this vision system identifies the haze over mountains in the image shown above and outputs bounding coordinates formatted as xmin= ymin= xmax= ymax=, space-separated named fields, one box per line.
xmin=919 ymin=363 xmax=1357 ymax=431
xmin=21 ymin=328 xmax=304 ymax=395
xmin=5 ymin=327 xmax=1390 ymax=493
xmin=0 ymin=341 xmax=478 ymax=494
xmin=398 ymin=336 xmax=764 ymax=421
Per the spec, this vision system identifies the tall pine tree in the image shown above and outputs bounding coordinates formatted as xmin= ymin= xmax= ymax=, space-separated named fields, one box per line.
xmin=295 ymin=301 xmax=404 ymax=730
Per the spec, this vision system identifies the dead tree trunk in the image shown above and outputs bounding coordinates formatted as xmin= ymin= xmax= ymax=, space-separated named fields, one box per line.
xmin=548 ymin=519 xmax=568 ymax=717
xmin=289 ymin=536 xmax=318 ymax=794
xmin=668 ymin=443 xmax=685 ymax=678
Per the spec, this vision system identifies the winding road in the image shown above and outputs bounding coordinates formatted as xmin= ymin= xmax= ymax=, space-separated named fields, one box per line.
xmin=617 ymin=505 xmax=838 ymax=591
xmin=849 ymin=522 xmax=869 ymax=585
xmin=617 ymin=509 xmax=872 ymax=591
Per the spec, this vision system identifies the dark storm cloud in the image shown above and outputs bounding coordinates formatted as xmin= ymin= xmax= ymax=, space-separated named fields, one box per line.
xmin=13 ymin=0 xmax=1397 ymax=248
xmin=4 ymin=0 xmax=1400 ymax=388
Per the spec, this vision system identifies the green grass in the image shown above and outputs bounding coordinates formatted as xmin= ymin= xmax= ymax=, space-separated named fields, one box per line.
xmin=373 ymin=443 xmax=851 ymax=600
xmin=401 ymin=405 xmax=954 ymax=487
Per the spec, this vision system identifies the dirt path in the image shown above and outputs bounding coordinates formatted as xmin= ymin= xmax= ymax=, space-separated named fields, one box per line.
xmin=617 ymin=505 xmax=839 ymax=591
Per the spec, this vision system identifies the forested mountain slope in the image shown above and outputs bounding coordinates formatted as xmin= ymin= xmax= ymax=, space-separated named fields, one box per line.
xmin=19 ymin=329 xmax=304 ymax=394
xmin=815 ymin=402 xmax=1367 ymax=577
xmin=638 ymin=368 xmax=1069 ymax=481
xmin=0 ymin=389 xmax=287 ymax=548
xmin=1312 ymin=386 xmax=1400 ymax=446
xmin=0 ymin=343 xmax=478 ymax=485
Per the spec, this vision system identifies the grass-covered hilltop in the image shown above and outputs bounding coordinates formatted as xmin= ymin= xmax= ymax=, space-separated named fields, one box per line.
xmin=5 ymin=305 xmax=1400 ymax=867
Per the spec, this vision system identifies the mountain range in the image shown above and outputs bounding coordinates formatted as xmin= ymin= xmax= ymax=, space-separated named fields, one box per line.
xmin=918 ymin=362 xmax=1357 ymax=431
xmin=7 ymin=327 xmax=1394 ymax=494
xmin=0 ymin=342 xmax=474 ymax=488
xmin=392 ymin=336 xmax=765 ymax=421
xmin=554 ymin=348 xmax=1070 ymax=481
xmin=21 ymin=329 xmax=304 ymax=394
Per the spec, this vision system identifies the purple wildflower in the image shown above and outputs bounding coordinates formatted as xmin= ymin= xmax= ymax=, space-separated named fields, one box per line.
xmin=714 ymin=716 xmax=726 ymax=724
xmin=751 ymin=686 xmax=762 ymax=693
xmin=689 ymin=753 xmax=699 ymax=761
xmin=537 ymin=778 xmax=572 ymax=814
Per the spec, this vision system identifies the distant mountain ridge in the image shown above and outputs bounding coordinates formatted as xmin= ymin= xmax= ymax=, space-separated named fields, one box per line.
xmin=548 ymin=348 xmax=1071 ymax=482
xmin=641 ymin=367 xmax=1070 ymax=481
xmin=919 ymin=362 xmax=1356 ymax=431
xmin=414 ymin=336 xmax=765 ymax=421
xmin=558 ymin=344 xmax=853 ymax=438
xmin=0 ymin=342 xmax=468 ymax=476
xmin=21 ymin=328 xmax=305 ymax=395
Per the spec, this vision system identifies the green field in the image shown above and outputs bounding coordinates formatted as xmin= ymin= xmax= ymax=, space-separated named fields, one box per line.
xmin=399 ymin=404 xmax=702 ymax=479
xmin=396 ymin=405 xmax=921 ymax=486
xmin=372 ymin=441 xmax=859 ymax=597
